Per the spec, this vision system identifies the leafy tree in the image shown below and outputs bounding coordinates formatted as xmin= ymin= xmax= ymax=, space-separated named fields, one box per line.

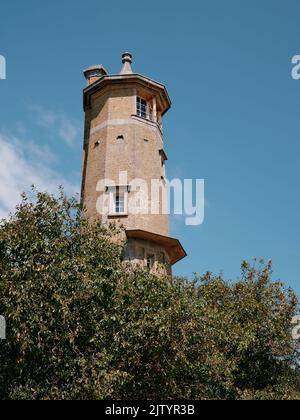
xmin=0 ymin=190 xmax=299 ymax=400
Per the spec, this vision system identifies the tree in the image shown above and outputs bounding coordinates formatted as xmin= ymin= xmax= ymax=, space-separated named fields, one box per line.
xmin=0 ymin=190 xmax=299 ymax=400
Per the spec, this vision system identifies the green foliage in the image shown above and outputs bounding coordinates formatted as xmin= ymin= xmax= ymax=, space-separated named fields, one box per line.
xmin=0 ymin=190 xmax=299 ymax=400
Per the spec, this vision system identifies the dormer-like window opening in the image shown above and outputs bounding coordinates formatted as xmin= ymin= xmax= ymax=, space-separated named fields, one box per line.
xmin=137 ymin=97 xmax=147 ymax=119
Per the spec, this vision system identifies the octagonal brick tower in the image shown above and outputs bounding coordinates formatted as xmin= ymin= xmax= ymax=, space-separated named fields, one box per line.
xmin=81 ymin=53 xmax=186 ymax=275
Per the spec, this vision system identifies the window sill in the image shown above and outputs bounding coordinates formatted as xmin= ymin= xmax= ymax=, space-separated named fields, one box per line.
xmin=132 ymin=114 xmax=157 ymax=126
xmin=132 ymin=115 xmax=163 ymax=136
xmin=107 ymin=214 xmax=128 ymax=219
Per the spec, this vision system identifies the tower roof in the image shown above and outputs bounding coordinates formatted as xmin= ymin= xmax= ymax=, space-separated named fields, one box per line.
xmin=83 ymin=53 xmax=172 ymax=115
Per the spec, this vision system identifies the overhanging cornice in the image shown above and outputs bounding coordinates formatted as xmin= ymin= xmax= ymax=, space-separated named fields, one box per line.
xmin=83 ymin=73 xmax=171 ymax=115
xmin=126 ymin=229 xmax=187 ymax=265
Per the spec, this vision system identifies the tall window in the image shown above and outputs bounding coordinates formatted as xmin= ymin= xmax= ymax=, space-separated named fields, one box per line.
xmin=158 ymin=252 xmax=166 ymax=265
xmin=137 ymin=97 xmax=147 ymax=119
xmin=107 ymin=186 xmax=128 ymax=215
xmin=146 ymin=254 xmax=155 ymax=270
xmin=115 ymin=187 xmax=125 ymax=214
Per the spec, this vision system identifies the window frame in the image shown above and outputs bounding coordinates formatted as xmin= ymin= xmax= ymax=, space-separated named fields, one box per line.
xmin=136 ymin=96 xmax=150 ymax=120
xmin=107 ymin=186 xmax=129 ymax=216
xmin=115 ymin=188 xmax=125 ymax=214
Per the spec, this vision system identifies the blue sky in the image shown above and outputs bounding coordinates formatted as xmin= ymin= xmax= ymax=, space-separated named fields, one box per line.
xmin=0 ymin=0 xmax=300 ymax=293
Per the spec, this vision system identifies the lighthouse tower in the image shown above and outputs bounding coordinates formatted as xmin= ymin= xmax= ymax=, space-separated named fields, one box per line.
xmin=81 ymin=53 xmax=186 ymax=275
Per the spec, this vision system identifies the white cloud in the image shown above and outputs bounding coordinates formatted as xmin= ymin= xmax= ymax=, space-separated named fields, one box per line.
xmin=0 ymin=134 xmax=79 ymax=220
xmin=30 ymin=105 xmax=56 ymax=128
xmin=58 ymin=119 xmax=79 ymax=147
xmin=29 ymin=105 xmax=81 ymax=147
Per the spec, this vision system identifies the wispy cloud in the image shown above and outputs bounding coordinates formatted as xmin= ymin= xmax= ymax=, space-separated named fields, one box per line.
xmin=29 ymin=105 xmax=81 ymax=147
xmin=0 ymin=134 xmax=79 ymax=220
xmin=30 ymin=105 xmax=56 ymax=128
xmin=58 ymin=119 xmax=80 ymax=147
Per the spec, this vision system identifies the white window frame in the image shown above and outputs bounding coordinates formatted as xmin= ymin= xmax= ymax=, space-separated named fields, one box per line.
xmin=136 ymin=96 xmax=153 ymax=121
xmin=137 ymin=96 xmax=147 ymax=119
xmin=107 ymin=186 xmax=129 ymax=216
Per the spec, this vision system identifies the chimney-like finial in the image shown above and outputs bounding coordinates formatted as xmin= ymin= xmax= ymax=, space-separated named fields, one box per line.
xmin=120 ymin=52 xmax=133 ymax=75
xmin=83 ymin=65 xmax=108 ymax=86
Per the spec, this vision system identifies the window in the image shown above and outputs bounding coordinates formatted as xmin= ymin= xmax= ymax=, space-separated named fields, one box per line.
xmin=115 ymin=187 xmax=125 ymax=214
xmin=124 ymin=244 xmax=135 ymax=262
xmin=159 ymin=149 xmax=167 ymax=180
xmin=117 ymin=135 xmax=124 ymax=143
xmin=107 ymin=186 xmax=128 ymax=215
xmin=138 ymin=247 xmax=145 ymax=260
xmin=147 ymin=254 xmax=155 ymax=270
xmin=137 ymin=97 xmax=147 ymax=119
xmin=159 ymin=149 xmax=168 ymax=165
xmin=158 ymin=252 xmax=166 ymax=265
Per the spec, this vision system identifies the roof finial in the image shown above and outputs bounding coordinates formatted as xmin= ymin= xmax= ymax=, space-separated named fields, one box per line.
xmin=83 ymin=64 xmax=108 ymax=86
xmin=120 ymin=52 xmax=133 ymax=75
